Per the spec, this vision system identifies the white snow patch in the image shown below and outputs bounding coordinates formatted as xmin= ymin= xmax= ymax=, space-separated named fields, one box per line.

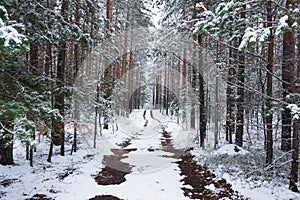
xmin=275 ymin=15 xmax=289 ymax=35
xmin=287 ymin=104 xmax=300 ymax=120
xmin=212 ymin=144 xmax=249 ymax=156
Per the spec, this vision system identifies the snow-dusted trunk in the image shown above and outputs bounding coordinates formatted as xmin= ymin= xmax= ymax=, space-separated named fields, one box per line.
xmin=190 ymin=67 xmax=196 ymax=129
xmin=177 ymin=50 xmax=181 ymax=123
xmin=73 ymin=3 xmax=81 ymax=152
xmin=288 ymin=0 xmax=298 ymax=192
xmin=281 ymin=0 xmax=295 ymax=151
xmin=197 ymin=35 xmax=206 ymax=147
xmin=164 ymin=61 xmax=169 ymax=115
xmin=54 ymin=0 xmax=69 ymax=156
xmin=121 ymin=11 xmax=129 ymax=117
xmin=226 ymin=38 xmax=237 ymax=144
xmin=128 ymin=35 xmax=134 ymax=113
xmin=265 ymin=0 xmax=274 ymax=165
xmin=182 ymin=48 xmax=187 ymax=124
xmin=290 ymin=112 xmax=299 ymax=192
xmin=54 ymin=41 xmax=66 ymax=156
xmin=103 ymin=0 xmax=113 ymax=128
xmin=235 ymin=5 xmax=246 ymax=147
xmin=0 ymin=128 xmax=13 ymax=165
xmin=29 ymin=42 xmax=39 ymax=75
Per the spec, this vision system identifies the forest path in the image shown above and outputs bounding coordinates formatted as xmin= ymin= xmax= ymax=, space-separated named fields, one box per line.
xmin=91 ymin=110 xmax=245 ymax=200
xmin=92 ymin=110 xmax=188 ymax=200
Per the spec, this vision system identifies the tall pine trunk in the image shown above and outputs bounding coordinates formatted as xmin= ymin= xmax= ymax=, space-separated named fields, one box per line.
xmin=265 ymin=1 xmax=274 ymax=165
xmin=289 ymin=0 xmax=300 ymax=192
xmin=281 ymin=0 xmax=295 ymax=152
xmin=235 ymin=5 xmax=246 ymax=147
xmin=55 ymin=0 xmax=69 ymax=156
xmin=197 ymin=35 xmax=206 ymax=147
xmin=226 ymin=38 xmax=237 ymax=144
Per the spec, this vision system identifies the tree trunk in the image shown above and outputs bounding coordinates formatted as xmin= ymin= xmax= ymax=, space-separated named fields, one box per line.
xmin=0 ymin=130 xmax=13 ymax=165
xmin=73 ymin=15 xmax=80 ymax=152
xmin=103 ymin=0 xmax=113 ymax=128
xmin=47 ymin=133 xmax=53 ymax=162
xmin=236 ymin=5 xmax=246 ymax=147
xmin=29 ymin=145 xmax=33 ymax=167
xmin=29 ymin=42 xmax=39 ymax=75
xmin=290 ymin=118 xmax=299 ymax=192
xmin=54 ymin=0 xmax=68 ymax=156
xmin=226 ymin=39 xmax=236 ymax=144
xmin=55 ymin=40 xmax=66 ymax=156
xmin=265 ymin=0 xmax=274 ymax=165
xmin=197 ymin=35 xmax=206 ymax=147
xmin=289 ymin=0 xmax=298 ymax=191
xmin=281 ymin=0 xmax=295 ymax=152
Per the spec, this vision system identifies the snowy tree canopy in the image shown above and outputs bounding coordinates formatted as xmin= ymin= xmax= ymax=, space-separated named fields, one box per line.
xmin=0 ymin=5 xmax=25 ymax=47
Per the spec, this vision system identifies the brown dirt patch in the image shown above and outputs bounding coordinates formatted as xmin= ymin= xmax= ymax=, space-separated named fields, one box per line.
xmin=25 ymin=194 xmax=53 ymax=200
xmin=160 ymin=130 xmax=247 ymax=199
xmin=95 ymin=165 xmax=130 ymax=185
xmin=89 ymin=195 xmax=123 ymax=200
xmin=95 ymin=138 xmax=135 ymax=185
xmin=0 ymin=178 xmax=17 ymax=187
xmin=178 ymin=154 xmax=248 ymax=199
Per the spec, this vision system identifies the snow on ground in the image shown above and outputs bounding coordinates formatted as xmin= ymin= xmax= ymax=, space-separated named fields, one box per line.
xmin=1 ymin=109 xmax=300 ymax=200
xmin=0 ymin=139 xmax=102 ymax=200
xmin=95 ymin=163 xmax=188 ymax=200
xmin=150 ymin=110 xmax=196 ymax=150
xmin=212 ymin=144 xmax=249 ymax=156
xmin=190 ymin=140 xmax=300 ymax=200
xmin=0 ymin=110 xmax=189 ymax=200
xmin=227 ymin=175 xmax=300 ymax=200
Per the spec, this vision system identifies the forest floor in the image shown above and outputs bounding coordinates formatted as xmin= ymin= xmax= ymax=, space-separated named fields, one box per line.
xmin=0 ymin=110 xmax=300 ymax=200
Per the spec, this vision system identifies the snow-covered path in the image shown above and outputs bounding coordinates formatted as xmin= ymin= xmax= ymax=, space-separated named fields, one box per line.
xmin=95 ymin=110 xmax=189 ymax=199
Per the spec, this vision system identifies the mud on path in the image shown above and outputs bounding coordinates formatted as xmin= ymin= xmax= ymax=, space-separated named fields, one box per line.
xmin=178 ymin=154 xmax=247 ymax=199
xmin=91 ymin=139 xmax=134 ymax=200
xmin=160 ymin=129 xmax=247 ymax=199
xmin=91 ymin=110 xmax=246 ymax=200
xmin=94 ymin=139 xmax=137 ymax=185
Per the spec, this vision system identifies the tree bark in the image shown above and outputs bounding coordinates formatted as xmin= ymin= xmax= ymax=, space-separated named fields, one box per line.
xmin=29 ymin=42 xmax=39 ymax=75
xmin=281 ymin=0 xmax=295 ymax=152
xmin=197 ymin=35 xmax=206 ymax=147
xmin=265 ymin=1 xmax=274 ymax=165
xmin=289 ymin=0 xmax=298 ymax=191
xmin=54 ymin=0 xmax=69 ymax=156
xmin=226 ymin=39 xmax=236 ymax=144
xmin=0 ymin=129 xmax=13 ymax=165
xmin=235 ymin=5 xmax=246 ymax=147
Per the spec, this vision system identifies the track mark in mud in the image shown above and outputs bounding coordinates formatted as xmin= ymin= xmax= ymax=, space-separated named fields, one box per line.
xmin=143 ymin=110 xmax=148 ymax=127
xmin=89 ymin=195 xmax=123 ymax=200
xmin=117 ymin=139 xmax=131 ymax=148
xmin=150 ymin=110 xmax=161 ymax=123
xmin=58 ymin=166 xmax=76 ymax=181
xmin=160 ymin=129 xmax=186 ymax=158
xmin=0 ymin=178 xmax=18 ymax=187
xmin=25 ymin=194 xmax=53 ymax=200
